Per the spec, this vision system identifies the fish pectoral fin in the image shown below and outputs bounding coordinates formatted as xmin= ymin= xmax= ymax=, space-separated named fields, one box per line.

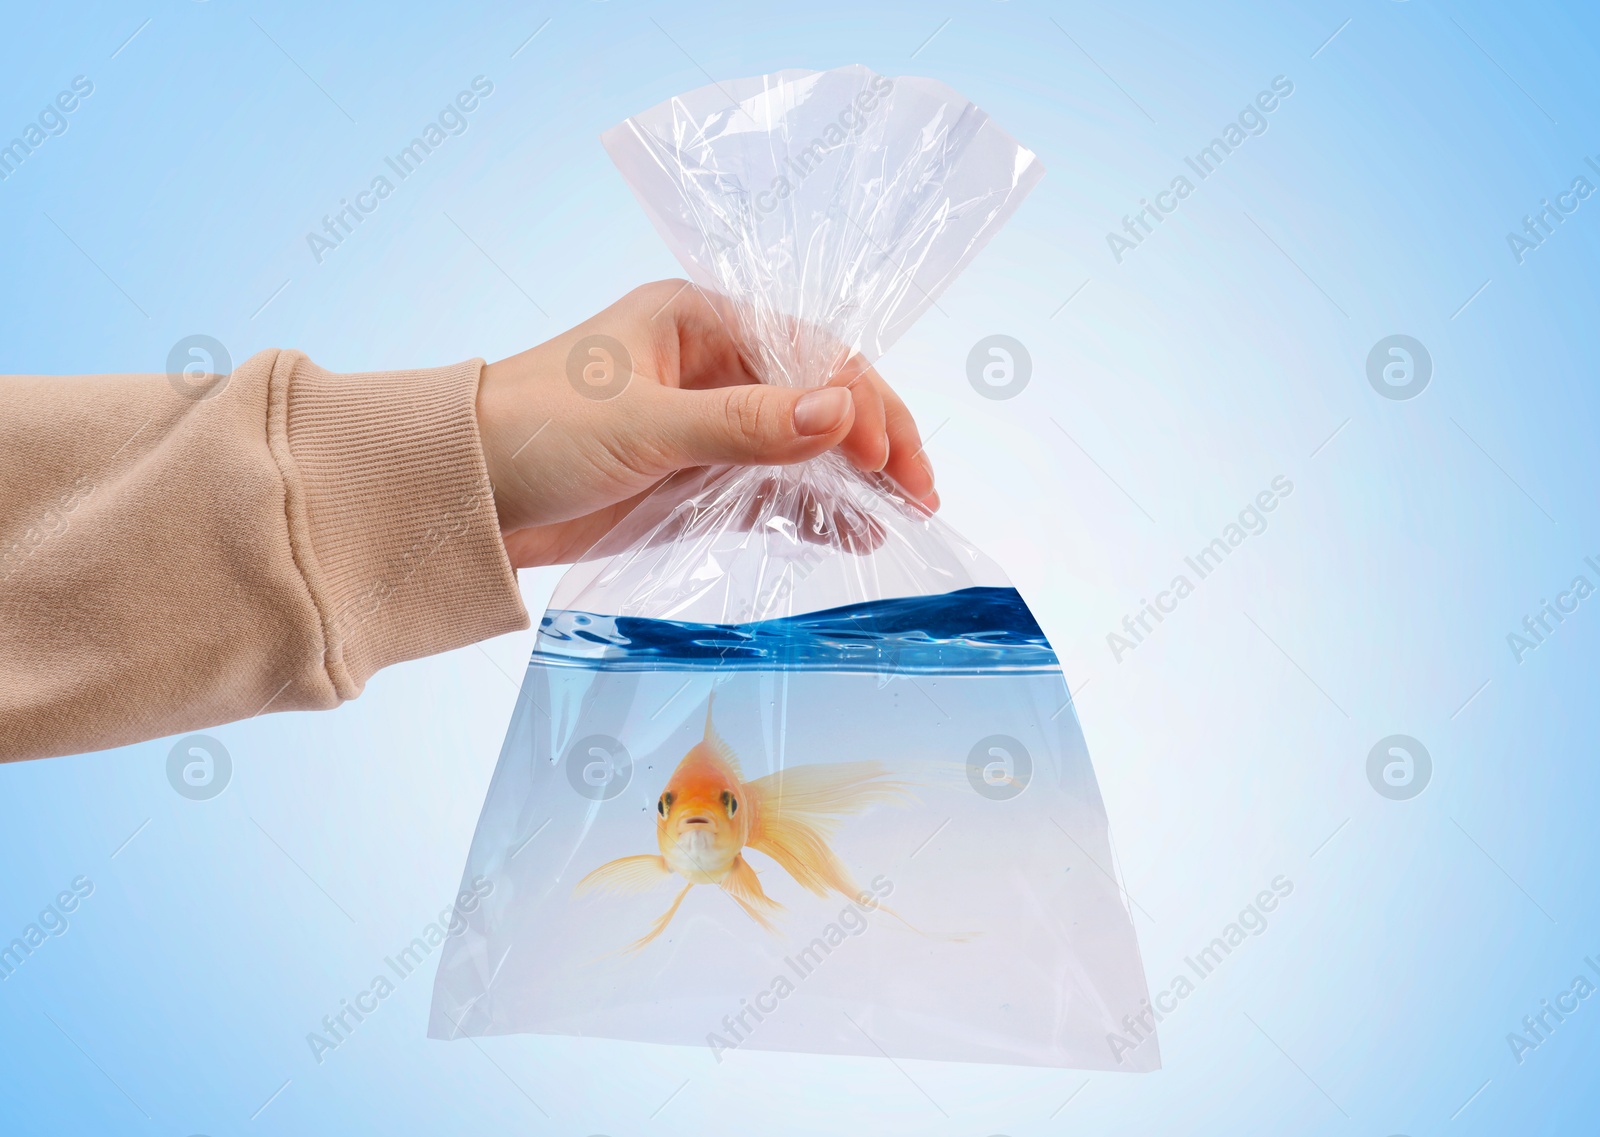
xmin=574 ymin=855 xmax=672 ymax=897
xmin=719 ymin=856 xmax=784 ymax=934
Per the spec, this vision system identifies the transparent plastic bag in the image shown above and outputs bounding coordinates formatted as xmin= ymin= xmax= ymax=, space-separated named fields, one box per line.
xmin=429 ymin=65 xmax=1157 ymax=1071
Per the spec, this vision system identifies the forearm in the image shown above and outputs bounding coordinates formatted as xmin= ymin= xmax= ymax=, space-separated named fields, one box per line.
xmin=0 ymin=349 xmax=527 ymax=762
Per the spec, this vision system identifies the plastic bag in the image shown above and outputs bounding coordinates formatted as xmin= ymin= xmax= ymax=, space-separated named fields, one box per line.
xmin=429 ymin=65 xmax=1157 ymax=1071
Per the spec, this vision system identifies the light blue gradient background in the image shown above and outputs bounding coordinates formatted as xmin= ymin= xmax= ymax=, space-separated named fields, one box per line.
xmin=3 ymin=1 xmax=1597 ymax=1133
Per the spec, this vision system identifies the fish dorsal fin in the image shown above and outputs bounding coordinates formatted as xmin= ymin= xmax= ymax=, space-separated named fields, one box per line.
xmin=702 ymin=693 xmax=743 ymax=779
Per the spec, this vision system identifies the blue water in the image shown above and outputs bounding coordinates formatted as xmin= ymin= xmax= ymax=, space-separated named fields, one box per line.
xmin=532 ymin=586 xmax=1059 ymax=673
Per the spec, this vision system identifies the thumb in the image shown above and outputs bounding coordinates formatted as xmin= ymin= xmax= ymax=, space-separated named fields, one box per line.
xmin=645 ymin=383 xmax=855 ymax=469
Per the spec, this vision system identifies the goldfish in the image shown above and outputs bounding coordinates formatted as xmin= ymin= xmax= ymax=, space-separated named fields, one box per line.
xmin=574 ymin=695 xmax=915 ymax=952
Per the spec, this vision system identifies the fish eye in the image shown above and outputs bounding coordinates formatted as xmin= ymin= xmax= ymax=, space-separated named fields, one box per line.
xmin=657 ymin=793 xmax=672 ymax=819
xmin=721 ymin=790 xmax=737 ymax=818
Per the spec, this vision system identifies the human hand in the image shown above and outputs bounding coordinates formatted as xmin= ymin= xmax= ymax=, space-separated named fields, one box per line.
xmin=476 ymin=280 xmax=938 ymax=569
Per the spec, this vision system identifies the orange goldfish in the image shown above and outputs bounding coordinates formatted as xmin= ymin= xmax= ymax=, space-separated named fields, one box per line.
xmin=574 ymin=696 xmax=914 ymax=952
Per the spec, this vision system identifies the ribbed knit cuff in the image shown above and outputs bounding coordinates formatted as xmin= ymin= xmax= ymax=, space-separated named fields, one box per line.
xmin=267 ymin=351 xmax=528 ymax=697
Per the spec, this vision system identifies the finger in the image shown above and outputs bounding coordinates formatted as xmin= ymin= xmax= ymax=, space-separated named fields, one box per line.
xmin=872 ymin=375 xmax=935 ymax=506
xmin=638 ymin=381 xmax=856 ymax=470
xmin=829 ymin=357 xmax=890 ymax=473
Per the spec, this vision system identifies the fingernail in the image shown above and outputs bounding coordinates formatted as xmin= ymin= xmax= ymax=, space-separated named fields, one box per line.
xmin=916 ymin=451 xmax=936 ymax=490
xmin=793 ymin=388 xmax=851 ymax=436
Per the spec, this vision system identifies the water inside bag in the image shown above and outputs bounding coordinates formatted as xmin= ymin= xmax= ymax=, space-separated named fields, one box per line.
xmin=428 ymin=588 xmax=1157 ymax=1071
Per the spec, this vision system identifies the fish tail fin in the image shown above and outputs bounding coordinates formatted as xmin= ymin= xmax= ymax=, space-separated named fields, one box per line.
xmin=744 ymin=761 xmax=915 ymax=900
xmin=747 ymin=812 xmax=864 ymax=900
xmin=745 ymin=761 xmax=917 ymax=821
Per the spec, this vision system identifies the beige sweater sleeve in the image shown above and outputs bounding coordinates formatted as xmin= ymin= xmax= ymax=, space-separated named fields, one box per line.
xmin=0 ymin=349 xmax=529 ymax=762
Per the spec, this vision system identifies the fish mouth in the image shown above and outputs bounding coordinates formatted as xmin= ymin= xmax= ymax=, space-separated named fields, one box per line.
xmin=677 ymin=812 xmax=716 ymax=830
xmin=671 ymin=826 xmax=722 ymax=865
